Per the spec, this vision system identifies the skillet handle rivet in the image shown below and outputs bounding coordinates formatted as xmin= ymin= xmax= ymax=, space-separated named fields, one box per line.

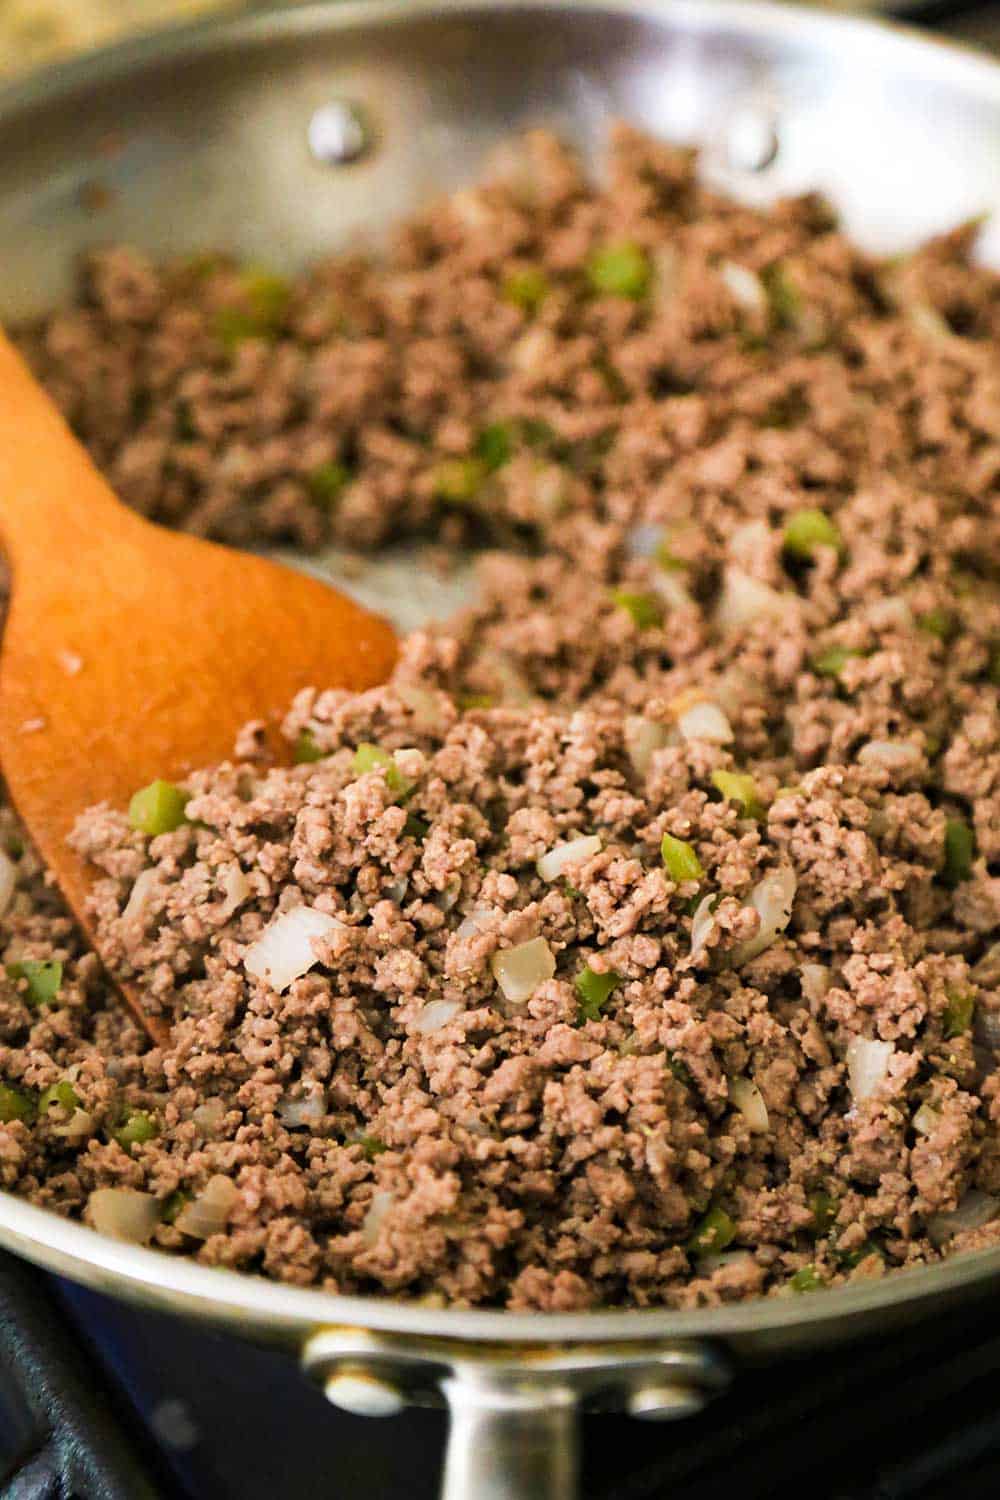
xmin=308 ymin=101 xmax=373 ymax=165
xmin=323 ymin=1366 xmax=406 ymax=1417
xmin=628 ymin=1383 xmax=708 ymax=1421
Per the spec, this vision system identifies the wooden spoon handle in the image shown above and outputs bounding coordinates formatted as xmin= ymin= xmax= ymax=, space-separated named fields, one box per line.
xmin=0 ymin=328 xmax=129 ymax=574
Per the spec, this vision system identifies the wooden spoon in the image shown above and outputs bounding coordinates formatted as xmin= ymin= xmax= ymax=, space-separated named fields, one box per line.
xmin=0 ymin=328 xmax=398 ymax=1045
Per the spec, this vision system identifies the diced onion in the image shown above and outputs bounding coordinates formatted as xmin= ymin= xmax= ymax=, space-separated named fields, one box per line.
xmin=677 ymin=701 xmax=733 ymax=745
xmin=121 ymin=868 xmax=158 ymax=929
xmin=537 ymin=835 xmax=602 ymax=883
xmin=192 ymin=1098 xmax=226 ymax=1134
xmin=244 ymin=905 xmax=344 ymax=993
xmin=414 ymin=998 xmax=462 ymax=1035
xmin=857 ymin=740 xmax=922 ymax=772
xmin=0 ymin=850 xmax=16 ymax=918
xmin=654 ymin=570 xmax=695 ymax=610
xmin=54 ymin=1108 xmax=94 ymax=1142
xmin=715 ymin=566 xmax=788 ymax=633
xmin=729 ymin=519 xmax=773 ymax=570
xmin=729 ymin=1076 xmax=769 ymax=1133
xmin=219 ymin=865 xmax=251 ymax=920
xmin=626 ymin=523 xmax=664 ymax=558
xmin=455 ymin=907 xmax=491 ymax=942
xmin=800 ymin=963 xmax=832 ymax=1003
xmin=490 ymin=937 xmax=555 ymax=1003
xmin=512 ymin=327 xmax=556 ymax=375
xmin=927 ymin=1189 xmax=1000 ymax=1248
xmin=846 ymin=1035 xmax=894 ymax=1103
xmin=175 ymin=1175 xmax=238 ymax=1240
xmin=625 ymin=716 xmax=670 ymax=779
xmin=912 ymin=1103 xmax=940 ymax=1137
xmin=690 ymin=893 xmax=719 ymax=958
xmin=731 ymin=866 xmax=797 ymax=966
xmin=721 ymin=261 xmax=767 ymax=314
xmin=88 ymin=1187 xmax=159 ymax=1245
xmin=278 ymin=1092 xmax=327 ymax=1128
xmin=397 ymin=682 xmax=448 ymax=733
xmin=362 ymin=1189 xmax=396 ymax=1246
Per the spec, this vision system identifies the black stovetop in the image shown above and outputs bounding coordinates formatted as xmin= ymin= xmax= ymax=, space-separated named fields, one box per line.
xmin=0 ymin=1249 xmax=999 ymax=1500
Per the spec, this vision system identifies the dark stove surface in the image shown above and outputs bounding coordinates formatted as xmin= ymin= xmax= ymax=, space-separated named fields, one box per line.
xmin=0 ymin=1250 xmax=999 ymax=1500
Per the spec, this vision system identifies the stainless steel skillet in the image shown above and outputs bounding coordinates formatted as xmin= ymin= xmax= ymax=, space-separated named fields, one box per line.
xmin=1 ymin=2 xmax=1000 ymax=1495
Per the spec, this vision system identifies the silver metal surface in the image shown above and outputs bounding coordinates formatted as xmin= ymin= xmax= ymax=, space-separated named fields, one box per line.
xmin=2 ymin=1 xmax=1000 ymax=1494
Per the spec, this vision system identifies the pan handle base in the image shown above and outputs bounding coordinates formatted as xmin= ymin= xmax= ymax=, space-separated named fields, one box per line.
xmin=302 ymin=1327 xmax=729 ymax=1500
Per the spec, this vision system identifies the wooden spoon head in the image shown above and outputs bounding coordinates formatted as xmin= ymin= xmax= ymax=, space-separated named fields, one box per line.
xmin=0 ymin=521 xmax=397 ymax=1042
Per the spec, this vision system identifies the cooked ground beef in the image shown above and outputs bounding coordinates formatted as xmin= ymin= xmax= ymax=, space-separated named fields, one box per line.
xmin=2 ymin=124 xmax=1000 ymax=1309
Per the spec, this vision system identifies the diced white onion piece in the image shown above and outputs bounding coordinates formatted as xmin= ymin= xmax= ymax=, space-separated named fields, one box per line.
xmin=490 ymin=937 xmax=556 ymax=1004
xmin=654 ymin=569 xmax=695 ymax=610
xmin=219 ymin=865 xmax=251 ymax=920
xmin=279 ymin=1092 xmax=327 ymax=1128
xmin=455 ymin=907 xmax=491 ymax=942
xmin=625 ymin=716 xmax=670 ymax=779
xmin=908 ymin=303 xmax=956 ymax=345
xmin=913 ymin=1103 xmax=941 ymax=1137
xmin=385 ymin=878 xmax=409 ymax=904
xmin=362 ymin=1190 xmax=396 ymax=1246
xmin=927 ymin=1189 xmax=1000 ymax=1248
xmin=534 ymin=465 xmax=567 ymax=517
xmin=175 ymin=1175 xmax=238 ymax=1240
xmin=721 ymin=261 xmax=767 ymax=314
xmin=846 ymin=1036 xmax=895 ymax=1103
xmin=121 ymin=868 xmax=158 ymax=929
xmin=677 ymin=701 xmax=733 ymax=745
xmin=626 ymin=523 xmax=663 ymax=558
xmin=88 ymin=1188 xmax=160 ymax=1245
xmin=397 ymin=682 xmax=448 ymax=733
xmin=729 ymin=519 xmax=773 ymax=570
xmin=731 ymin=866 xmax=797 ymax=966
xmin=537 ymin=835 xmax=602 ymax=883
xmin=512 ymin=327 xmax=556 ymax=375
xmin=0 ymin=850 xmax=16 ymax=919
xmin=414 ymin=998 xmax=462 ymax=1035
xmin=800 ymin=963 xmax=832 ymax=1003
xmin=244 ymin=905 xmax=344 ymax=993
xmin=651 ymin=245 xmax=680 ymax=307
xmin=192 ymin=1098 xmax=226 ymax=1134
xmin=858 ymin=740 xmax=922 ymax=772
xmin=729 ymin=1076 xmax=769 ymax=1133
xmin=54 ymin=1108 xmax=94 ymax=1142
xmin=715 ymin=566 xmax=787 ymax=633
xmin=690 ymin=893 xmax=718 ymax=959
xmin=867 ymin=596 xmax=913 ymax=631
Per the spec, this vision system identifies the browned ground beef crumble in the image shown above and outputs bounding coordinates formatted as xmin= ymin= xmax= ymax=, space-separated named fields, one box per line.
xmin=2 ymin=125 xmax=1000 ymax=1310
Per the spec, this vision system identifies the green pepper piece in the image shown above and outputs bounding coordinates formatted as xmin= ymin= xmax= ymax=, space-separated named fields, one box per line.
xmin=609 ymin=590 xmax=662 ymax=629
xmin=128 ymin=780 xmax=188 ymax=836
xmin=503 ymin=266 xmax=550 ymax=313
xmin=943 ymin=989 xmax=975 ymax=1039
xmin=162 ymin=1189 xmax=192 ymax=1225
xmin=710 ymin=770 xmax=765 ymax=820
xmin=943 ymin=817 xmax=975 ymax=885
xmin=360 ymin=1135 xmax=388 ymax=1161
xmin=39 ymin=1081 xmax=79 ymax=1114
xmin=586 ymin=242 xmax=650 ymax=299
xmin=432 ymin=456 xmax=488 ymax=505
xmin=661 ymin=833 xmax=704 ymax=884
xmin=475 ymin=423 xmax=515 ymax=473
xmin=403 ymin=812 xmax=429 ymax=841
xmin=575 ymin=966 xmax=622 ymax=1023
xmin=6 ymin=960 xmax=63 ymax=1007
xmin=457 ymin=693 xmax=495 ymax=711
xmin=0 ymin=1085 xmax=34 ymax=1124
xmin=812 ymin=646 xmax=863 ymax=678
xmin=807 ymin=1190 xmax=838 ymax=1236
xmin=762 ymin=262 xmax=803 ymax=327
xmin=783 ymin=508 xmax=844 ymax=559
xmin=113 ymin=1112 xmax=158 ymax=1148
xmin=294 ymin=730 xmax=327 ymax=765
xmin=918 ymin=607 xmax=957 ymax=643
xmin=308 ymin=461 xmax=351 ymax=507
xmin=687 ymin=1205 xmax=736 ymax=1255
xmin=790 ymin=1264 xmax=824 ymax=1293
xmin=666 ymin=1053 xmax=693 ymax=1088
xmin=352 ymin=743 xmax=413 ymax=801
